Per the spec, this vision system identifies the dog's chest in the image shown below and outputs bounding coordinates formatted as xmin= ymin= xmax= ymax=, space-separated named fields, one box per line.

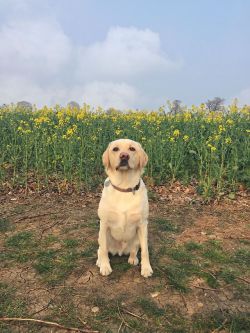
xmin=98 ymin=183 xmax=149 ymax=241
xmin=99 ymin=193 xmax=146 ymax=241
xmin=107 ymin=209 xmax=141 ymax=241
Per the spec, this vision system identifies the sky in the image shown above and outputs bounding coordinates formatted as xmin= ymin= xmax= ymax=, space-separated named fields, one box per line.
xmin=0 ymin=0 xmax=250 ymax=109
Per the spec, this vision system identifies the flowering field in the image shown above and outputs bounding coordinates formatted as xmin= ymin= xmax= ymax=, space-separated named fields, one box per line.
xmin=0 ymin=103 xmax=249 ymax=198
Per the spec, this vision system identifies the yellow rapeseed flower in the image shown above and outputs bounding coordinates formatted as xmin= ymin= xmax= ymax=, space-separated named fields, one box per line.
xmin=34 ymin=116 xmax=50 ymax=125
xmin=229 ymin=104 xmax=238 ymax=113
xmin=65 ymin=124 xmax=77 ymax=138
xmin=183 ymin=135 xmax=189 ymax=142
xmin=225 ymin=137 xmax=232 ymax=144
xmin=226 ymin=119 xmax=234 ymax=125
xmin=17 ymin=121 xmax=31 ymax=134
xmin=218 ymin=125 xmax=226 ymax=133
xmin=207 ymin=143 xmax=216 ymax=152
xmin=173 ymin=129 xmax=180 ymax=137
xmin=183 ymin=112 xmax=192 ymax=121
xmin=213 ymin=134 xmax=220 ymax=141
xmin=115 ymin=129 xmax=122 ymax=136
xmin=76 ymin=111 xmax=87 ymax=121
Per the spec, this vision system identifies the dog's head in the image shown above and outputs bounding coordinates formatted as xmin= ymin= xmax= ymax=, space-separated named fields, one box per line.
xmin=102 ymin=139 xmax=148 ymax=173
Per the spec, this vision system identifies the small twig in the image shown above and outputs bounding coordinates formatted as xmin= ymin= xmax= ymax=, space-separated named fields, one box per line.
xmin=31 ymin=286 xmax=65 ymax=316
xmin=179 ymin=292 xmax=188 ymax=311
xmin=207 ymin=293 xmax=225 ymax=316
xmin=210 ymin=318 xmax=228 ymax=332
xmin=121 ymin=308 xmax=143 ymax=320
xmin=39 ymin=217 xmax=69 ymax=238
xmin=30 ymin=301 xmax=53 ymax=316
xmin=77 ymin=317 xmax=87 ymax=326
xmin=223 ymin=236 xmax=250 ymax=240
xmin=0 ymin=318 xmax=99 ymax=333
xmin=237 ymin=277 xmax=250 ymax=284
xmin=155 ymin=266 xmax=166 ymax=275
xmin=117 ymin=320 xmax=123 ymax=333
xmin=117 ymin=303 xmax=133 ymax=331
xmin=73 ymin=270 xmax=93 ymax=285
xmin=14 ymin=212 xmax=60 ymax=223
xmin=193 ymin=283 xmax=233 ymax=293
xmin=201 ymin=269 xmax=217 ymax=280
xmin=193 ymin=285 xmax=218 ymax=292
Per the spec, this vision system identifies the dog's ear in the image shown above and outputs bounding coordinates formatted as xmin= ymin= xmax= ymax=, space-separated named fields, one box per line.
xmin=138 ymin=146 xmax=148 ymax=170
xmin=102 ymin=145 xmax=110 ymax=170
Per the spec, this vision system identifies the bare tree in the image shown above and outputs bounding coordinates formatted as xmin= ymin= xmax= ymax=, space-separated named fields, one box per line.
xmin=17 ymin=101 xmax=32 ymax=111
xmin=67 ymin=101 xmax=80 ymax=110
xmin=206 ymin=97 xmax=224 ymax=112
xmin=167 ymin=99 xmax=183 ymax=115
xmin=106 ymin=107 xmax=121 ymax=114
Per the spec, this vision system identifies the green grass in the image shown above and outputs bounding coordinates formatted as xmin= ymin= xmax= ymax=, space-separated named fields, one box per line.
xmin=192 ymin=310 xmax=250 ymax=333
xmin=63 ymin=238 xmax=79 ymax=248
xmin=163 ymin=264 xmax=193 ymax=292
xmin=135 ymin=298 xmax=190 ymax=332
xmin=81 ymin=241 xmax=97 ymax=257
xmin=0 ymin=205 xmax=249 ymax=333
xmin=155 ymin=240 xmax=249 ymax=292
xmin=2 ymin=231 xmax=37 ymax=263
xmin=85 ymin=218 xmax=100 ymax=230
xmin=136 ymin=298 xmax=165 ymax=317
xmin=0 ymin=283 xmax=27 ymax=317
xmin=45 ymin=287 xmax=83 ymax=328
xmin=217 ymin=267 xmax=238 ymax=284
xmin=5 ymin=231 xmax=34 ymax=248
xmin=87 ymin=296 xmax=119 ymax=329
xmin=34 ymin=248 xmax=80 ymax=285
xmin=44 ymin=234 xmax=60 ymax=244
xmin=153 ymin=218 xmax=180 ymax=232
xmin=2 ymin=231 xmax=86 ymax=285
xmin=233 ymin=248 xmax=250 ymax=266
xmin=184 ymin=241 xmax=203 ymax=251
xmin=0 ymin=218 xmax=11 ymax=232
xmin=202 ymin=247 xmax=228 ymax=263
xmin=33 ymin=249 xmax=58 ymax=274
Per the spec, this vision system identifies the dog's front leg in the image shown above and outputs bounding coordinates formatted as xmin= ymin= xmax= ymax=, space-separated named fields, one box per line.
xmin=138 ymin=221 xmax=153 ymax=278
xmin=96 ymin=221 xmax=112 ymax=276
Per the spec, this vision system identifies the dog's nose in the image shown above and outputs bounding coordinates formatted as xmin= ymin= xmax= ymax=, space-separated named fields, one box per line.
xmin=120 ymin=152 xmax=130 ymax=160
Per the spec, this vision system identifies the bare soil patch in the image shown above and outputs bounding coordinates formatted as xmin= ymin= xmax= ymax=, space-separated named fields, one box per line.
xmin=0 ymin=190 xmax=249 ymax=332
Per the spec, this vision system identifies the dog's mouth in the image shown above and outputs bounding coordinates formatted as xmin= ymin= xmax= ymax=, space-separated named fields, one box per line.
xmin=116 ymin=159 xmax=130 ymax=170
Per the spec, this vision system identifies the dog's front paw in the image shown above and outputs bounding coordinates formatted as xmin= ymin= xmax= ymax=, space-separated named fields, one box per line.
xmin=99 ymin=263 xmax=112 ymax=276
xmin=141 ymin=264 xmax=153 ymax=278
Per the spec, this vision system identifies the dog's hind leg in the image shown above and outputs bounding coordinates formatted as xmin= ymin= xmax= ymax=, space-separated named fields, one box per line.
xmin=128 ymin=237 xmax=139 ymax=266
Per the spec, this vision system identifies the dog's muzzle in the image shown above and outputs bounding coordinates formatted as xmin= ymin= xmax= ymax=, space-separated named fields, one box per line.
xmin=116 ymin=152 xmax=130 ymax=169
xmin=119 ymin=159 xmax=129 ymax=167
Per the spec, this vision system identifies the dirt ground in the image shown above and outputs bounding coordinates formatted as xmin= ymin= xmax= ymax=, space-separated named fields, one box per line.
xmin=0 ymin=187 xmax=249 ymax=333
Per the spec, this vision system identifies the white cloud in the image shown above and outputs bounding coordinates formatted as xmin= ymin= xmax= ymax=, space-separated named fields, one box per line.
xmin=82 ymin=81 xmax=139 ymax=109
xmin=0 ymin=18 xmax=71 ymax=78
xmin=0 ymin=75 xmax=85 ymax=106
xmin=235 ymin=87 xmax=250 ymax=106
xmin=0 ymin=5 xmax=181 ymax=109
xmin=77 ymin=26 xmax=181 ymax=81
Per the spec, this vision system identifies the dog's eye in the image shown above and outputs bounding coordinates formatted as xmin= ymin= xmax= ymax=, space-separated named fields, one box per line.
xmin=129 ymin=147 xmax=136 ymax=151
xmin=112 ymin=147 xmax=119 ymax=152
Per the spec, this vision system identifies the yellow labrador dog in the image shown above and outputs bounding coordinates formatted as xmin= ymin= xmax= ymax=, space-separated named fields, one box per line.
xmin=97 ymin=139 xmax=153 ymax=278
